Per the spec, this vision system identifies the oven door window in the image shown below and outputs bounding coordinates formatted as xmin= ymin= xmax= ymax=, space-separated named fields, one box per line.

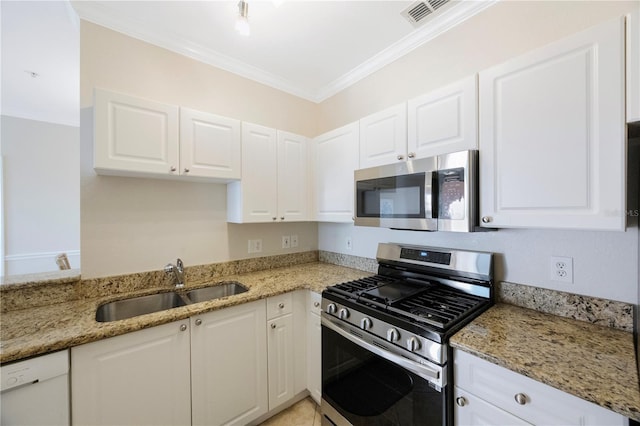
xmin=356 ymin=173 xmax=426 ymax=218
xmin=322 ymin=325 xmax=445 ymax=425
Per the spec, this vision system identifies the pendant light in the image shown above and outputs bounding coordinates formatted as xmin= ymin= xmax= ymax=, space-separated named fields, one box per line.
xmin=235 ymin=1 xmax=250 ymax=36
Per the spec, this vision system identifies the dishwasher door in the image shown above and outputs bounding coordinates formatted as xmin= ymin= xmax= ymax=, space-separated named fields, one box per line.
xmin=1 ymin=350 xmax=69 ymax=426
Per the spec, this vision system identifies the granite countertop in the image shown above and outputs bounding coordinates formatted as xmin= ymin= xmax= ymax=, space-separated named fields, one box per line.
xmin=0 ymin=262 xmax=370 ymax=364
xmin=451 ymin=303 xmax=640 ymax=421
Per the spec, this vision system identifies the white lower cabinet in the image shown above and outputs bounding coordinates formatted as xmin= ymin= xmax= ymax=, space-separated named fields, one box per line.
xmin=191 ymin=300 xmax=268 ymax=426
xmin=71 ymin=320 xmax=192 ymax=426
xmin=454 ymin=349 xmax=626 ymax=426
xmin=306 ymin=291 xmax=322 ymax=404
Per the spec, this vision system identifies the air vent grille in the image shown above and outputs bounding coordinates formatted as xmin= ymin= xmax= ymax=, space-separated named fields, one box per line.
xmin=401 ymin=0 xmax=451 ymax=27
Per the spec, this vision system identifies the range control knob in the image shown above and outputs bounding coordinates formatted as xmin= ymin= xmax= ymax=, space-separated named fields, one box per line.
xmin=326 ymin=303 xmax=337 ymax=314
xmin=360 ymin=317 xmax=372 ymax=330
xmin=386 ymin=328 xmax=399 ymax=342
xmin=407 ymin=337 xmax=421 ymax=352
xmin=338 ymin=308 xmax=350 ymax=320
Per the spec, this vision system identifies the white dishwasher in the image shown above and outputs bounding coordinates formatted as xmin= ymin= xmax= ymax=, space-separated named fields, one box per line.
xmin=0 ymin=350 xmax=70 ymax=426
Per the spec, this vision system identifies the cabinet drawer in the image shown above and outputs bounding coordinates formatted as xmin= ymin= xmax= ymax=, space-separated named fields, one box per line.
xmin=454 ymin=350 xmax=625 ymax=425
xmin=308 ymin=291 xmax=321 ymax=315
xmin=267 ymin=293 xmax=293 ymax=319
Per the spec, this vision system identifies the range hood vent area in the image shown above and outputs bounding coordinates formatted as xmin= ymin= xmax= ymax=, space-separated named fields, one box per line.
xmin=401 ymin=0 xmax=450 ymax=27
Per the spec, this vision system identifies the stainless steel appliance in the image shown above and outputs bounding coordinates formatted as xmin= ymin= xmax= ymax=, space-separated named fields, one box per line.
xmin=321 ymin=243 xmax=493 ymax=426
xmin=354 ymin=150 xmax=478 ymax=232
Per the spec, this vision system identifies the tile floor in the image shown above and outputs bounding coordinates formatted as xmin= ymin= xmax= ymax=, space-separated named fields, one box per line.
xmin=258 ymin=397 xmax=321 ymax=426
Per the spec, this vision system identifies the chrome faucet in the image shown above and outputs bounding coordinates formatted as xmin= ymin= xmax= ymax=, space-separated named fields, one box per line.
xmin=164 ymin=258 xmax=185 ymax=289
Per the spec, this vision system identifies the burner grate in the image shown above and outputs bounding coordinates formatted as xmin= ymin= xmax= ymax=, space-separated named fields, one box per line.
xmin=391 ymin=287 xmax=486 ymax=329
xmin=330 ymin=275 xmax=389 ymax=298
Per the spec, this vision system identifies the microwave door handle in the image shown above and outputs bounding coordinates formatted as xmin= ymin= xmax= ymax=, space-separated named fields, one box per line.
xmin=430 ymin=171 xmax=438 ymax=218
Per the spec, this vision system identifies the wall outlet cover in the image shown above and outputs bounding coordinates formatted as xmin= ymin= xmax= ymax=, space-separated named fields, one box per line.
xmin=550 ymin=256 xmax=573 ymax=283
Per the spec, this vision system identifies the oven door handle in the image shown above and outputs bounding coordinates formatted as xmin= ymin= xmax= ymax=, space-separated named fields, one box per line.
xmin=321 ymin=316 xmax=441 ymax=384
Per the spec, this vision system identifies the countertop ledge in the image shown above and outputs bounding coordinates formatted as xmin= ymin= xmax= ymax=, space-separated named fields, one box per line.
xmin=0 ymin=262 xmax=370 ymax=364
xmin=451 ymin=303 xmax=640 ymax=422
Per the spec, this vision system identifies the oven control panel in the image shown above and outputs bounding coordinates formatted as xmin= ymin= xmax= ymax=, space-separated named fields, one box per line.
xmin=322 ymin=298 xmax=446 ymax=366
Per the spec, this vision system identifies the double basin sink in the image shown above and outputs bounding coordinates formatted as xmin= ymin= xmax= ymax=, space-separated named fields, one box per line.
xmin=95 ymin=282 xmax=248 ymax=322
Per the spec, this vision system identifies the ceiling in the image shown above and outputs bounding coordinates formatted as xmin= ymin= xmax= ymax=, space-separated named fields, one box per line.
xmin=1 ymin=0 xmax=494 ymax=128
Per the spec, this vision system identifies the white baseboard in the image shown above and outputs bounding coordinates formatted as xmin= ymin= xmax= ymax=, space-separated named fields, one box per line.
xmin=4 ymin=250 xmax=80 ymax=275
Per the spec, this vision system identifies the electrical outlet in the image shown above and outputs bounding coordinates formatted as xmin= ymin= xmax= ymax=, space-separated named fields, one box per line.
xmin=346 ymin=236 xmax=352 ymax=251
xmin=282 ymin=235 xmax=290 ymax=249
xmin=550 ymin=256 xmax=573 ymax=283
xmin=248 ymin=239 xmax=262 ymax=253
xmin=290 ymin=235 xmax=298 ymax=248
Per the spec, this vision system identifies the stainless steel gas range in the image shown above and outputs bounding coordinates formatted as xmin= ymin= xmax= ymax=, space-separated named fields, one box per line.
xmin=320 ymin=243 xmax=494 ymax=426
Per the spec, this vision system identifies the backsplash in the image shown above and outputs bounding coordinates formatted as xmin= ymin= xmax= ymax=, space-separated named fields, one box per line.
xmin=319 ymin=250 xmax=378 ymax=273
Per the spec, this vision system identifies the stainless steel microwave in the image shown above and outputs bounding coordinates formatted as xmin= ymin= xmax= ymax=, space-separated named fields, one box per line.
xmin=354 ymin=150 xmax=478 ymax=232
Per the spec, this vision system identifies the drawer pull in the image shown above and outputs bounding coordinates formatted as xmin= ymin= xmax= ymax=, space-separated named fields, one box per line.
xmin=314 ymin=302 xmax=320 ymax=307
xmin=514 ymin=393 xmax=528 ymax=405
xmin=278 ymin=302 xmax=285 ymax=309
xmin=456 ymin=396 xmax=467 ymax=407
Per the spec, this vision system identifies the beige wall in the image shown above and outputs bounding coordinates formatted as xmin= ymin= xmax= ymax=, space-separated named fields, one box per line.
xmin=316 ymin=0 xmax=638 ymax=134
xmin=80 ymin=22 xmax=318 ymax=279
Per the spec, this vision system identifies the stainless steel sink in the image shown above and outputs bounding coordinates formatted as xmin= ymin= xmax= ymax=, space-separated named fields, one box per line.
xmin=185 ymin=282 xmax=248 ymax=303
xmin=96 ymin=292 xmax=188 ymax=322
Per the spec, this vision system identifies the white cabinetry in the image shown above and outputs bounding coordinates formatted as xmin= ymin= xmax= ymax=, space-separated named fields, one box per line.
xmin=628 ymin=8 xmax=640 ymax=123
xmin=478 ymin=17 xmax=626 ymax=230
xmin=306 ymin=291 xmax=322 ymax=404
xmin=71 ymin=320 xmax=192 ymax=426
xmin=191 ymin=299 xmax=268 ymax=426
xmin=228 ymin=125 xmax=309 ymax=223
xmin=407 ymin=75 xmax=477 ymax=159
xmin=314 ymin=122 xmax=359 ymax=222
xmin=359 ymin=103 xmax=407 ymax=168
xmin=454 ymin=350 xmax=626 ymax=426
xmin=94 ymin=89 xmax=241 ymax=182
xmin=266 ymin=291 xmax=307 ymax=410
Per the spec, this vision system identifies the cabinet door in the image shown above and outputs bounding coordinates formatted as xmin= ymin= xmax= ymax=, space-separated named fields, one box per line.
xmin=277 ymin=131 xmax=310 ymax=222
xmin=359 ymin=103 xmax=407 ymax=168
xmin=628 ymin=9 xmax=640 ymax=123
xmin=191 ymin=299 xmax=268 ymax=426
xmin=71 ymin=321 xmax=191 ymax=426
xmin=228 ymin=123 xmax=277 ymax=223
xmin=306 ymin=292 xmax=322 ymax=404
xmin=267 ymin=314 xmax=295 ymax=410
xmin=180 ymin=107 xmax=241 ymax=180
xmin=408 ymin=75 xmax=477 ymax=159
xmin=314 ymin=122 xmax=359 ymax=222
xmin=479 ymin=17 xmax=625 ymax=230
xmin=94 ymin=89 xmax=179 ymax=176
xmin=454 ymin=386 xmax=532 ymax=426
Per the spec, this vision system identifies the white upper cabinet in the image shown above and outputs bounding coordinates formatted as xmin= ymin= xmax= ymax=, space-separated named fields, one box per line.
xmin=94 ymin=89 xmax=179 ymax=176
xmin=628 ymin=8 xmax=640 ymax=123
xmin=408 ymin=75 xmax=478 ymax=159
xmin=228 ymin=125 xmax=310 ymax=223
xmin=359 ymin=103 xmax=407 ymax=168
xmin=94 ymin=89 xmax=241 ymax=182
xmin=314 ymin=122 xmax=359 ymax=222
xmin=179 ymin=108 xmax=241 ymax=180
xmin=479 ymin=17 xmax=626 ymax=230
xmin=277 ymin=131 xmax=310 ymax=222
xmin=228 ymin=123 xmax=278 ymax=223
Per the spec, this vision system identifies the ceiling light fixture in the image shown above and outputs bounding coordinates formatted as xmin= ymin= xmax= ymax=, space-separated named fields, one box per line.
xmin=235 ymin=1 xmax=250 ymax=36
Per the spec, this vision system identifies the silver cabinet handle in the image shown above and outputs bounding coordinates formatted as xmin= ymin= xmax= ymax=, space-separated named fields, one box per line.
xmin=456 ymin=396 xmax=467 ymax=407
xmin=195 ymin=319 xmax=202 ymax=326
xmin=270 ymin=323 xmax=277 ymax=329
xmin=180 ymin=324 xmax=187 ymax=331
xmin=482 ymin=216 xmax=492 ymax=223
xmin=184 ymin=168 xmax=190 ymax=173
xmin=313 ymin=302 xmax=320 ymax=307
xmin=408 ymin=152 xmax=415 ymax=158
xmin=514 ymin=393 xmax=528 ymax=405
xmin=272 ymin=217 xmax=277 ymax=221
xmin=397 ymin=154 xmax=404 ymax=160
xmin=170 ymin=166 xmax=177 ymax=172
xmin=280 ymin=217 xmax=284 ymax=220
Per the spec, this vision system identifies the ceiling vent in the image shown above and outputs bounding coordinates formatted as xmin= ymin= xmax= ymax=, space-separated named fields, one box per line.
xmin=401 ymin=0 xmax=451 ymax=27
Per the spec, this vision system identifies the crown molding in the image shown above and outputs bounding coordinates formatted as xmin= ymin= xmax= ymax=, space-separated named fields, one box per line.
xmin=73 ymin=0 xmax=497 ymax=104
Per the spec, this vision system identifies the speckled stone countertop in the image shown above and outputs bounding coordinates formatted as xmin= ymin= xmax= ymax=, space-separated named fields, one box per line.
xmin=0 ymin=262 xmax=370 ymax=364
xmin=451 ymin=303 xmax=640 ymax=421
